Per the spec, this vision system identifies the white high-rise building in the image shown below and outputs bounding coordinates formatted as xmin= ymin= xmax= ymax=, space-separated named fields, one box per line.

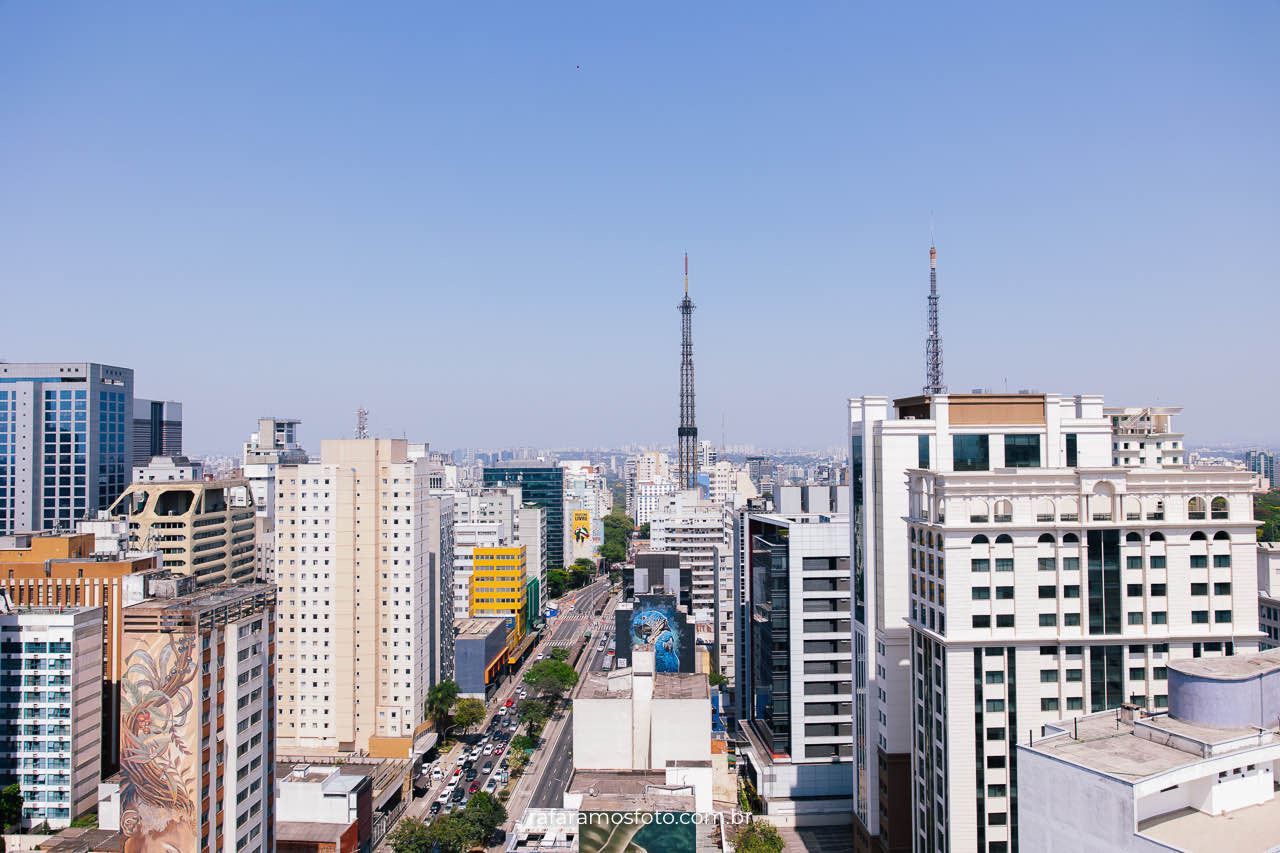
xmin=627 ymin=451 xmax=674 ymax=522
xmin=242 ymin=417 xmax=309 ymax=582
xmin=131 ymin=454 xmax=203 ymax=482
xmin=634 ymin=480 xmax=678 ymax=527
xmin=445 ymin=488 xmax=545 ymax=619
xmin=650 ymin=489 xmax=733 ymax=677
xmin=848 ymin=392 xmax=1262 ymax=853
xmin=274 ymin=439 xmax=434 ymax=752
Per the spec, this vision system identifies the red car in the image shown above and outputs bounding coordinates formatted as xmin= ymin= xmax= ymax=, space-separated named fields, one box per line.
xmin=505 ymin=698 xmax=514 ymax=707
xmin=453 ymin=767 xmax=461 ymax=776
xmin=494 ymin=746 xmax=504 ymax=756
xmin=469 ymin=782 xmax=481 ymax=794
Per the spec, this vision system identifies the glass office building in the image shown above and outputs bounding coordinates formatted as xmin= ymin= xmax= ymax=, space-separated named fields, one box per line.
xmin=0 ymin=363 xmax=134 ymax=534
xmin=482 ymin=462 xmax=565 ymax=570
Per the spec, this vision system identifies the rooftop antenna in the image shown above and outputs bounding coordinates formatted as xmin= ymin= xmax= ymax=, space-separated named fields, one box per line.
xmin=677 ymin=253 xmax=699 ymax=490
xmin=355 ymin=408 xmax=369 ymax=440
xmin=924 ymin=217 xmax=946 ymax=395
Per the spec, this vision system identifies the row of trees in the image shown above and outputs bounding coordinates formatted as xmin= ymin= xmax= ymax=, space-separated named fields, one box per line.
xmin=388 ymin=791 xmax=507 ymax=853
xmin=1256 ymin=489 xmax=1280 ymax=541
xmin=600 ymin=510 xmax=634 ymax=566
xmin=546 ymin=558 xmax=596 ymax=599
xmin=423 ymin=680 xmax=485 ymax=736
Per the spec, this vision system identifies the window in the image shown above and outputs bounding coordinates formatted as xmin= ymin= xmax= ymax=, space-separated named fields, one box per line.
xmin=986 ymin=699 xmax=1005 ymax=712
xmin=972 ymin=587 xmax=991 ymax=600
xmin=1191 ymin=611 xmax=1209 ymax=624
xmin=996 ymin=586 xmax=1015 ymax=600
xmin=987 ymin=784 xmax=1006 ymax=798
xmin=1191 ymin=583 xmax=1208 ymax=596
xmin=1190 ymin=555 xmax=1208 ymax=568
xmin=995 ymin=558 xmax=1013 ymax=572
xmin=996 ymin=614 xmax=1015 ymax=628
xmin=1215 ymin=610 xmax=1232 ymax=624
xmin=972 ymin=615 xmax=991 ymax=628
xmin=972 ymin=559 xmax=990 ymax=573
xmin=1041 ymin=697 xmax=1060 ymax=712
xmin=1153 ymin=667 xmax=1167 ymax=680
xmin=1214 ymin=555 xmax=1231 ymax=568
xmin=1039 ymin=614 xmax=1057 ymax=626
xmin=1128 ymin=613 xmax=1144 ymax=625
xmin=985 ymin=671 xmax=1004 ymax=684
xmin=1038 ymin=557 xmax=1056 ymax=572
xmin=1151 ymin=583 xmax=1166 ymax=597
xmin=1151 ymin=611 xmax=1167 ymax=625
xmin=1214 ymin=582 xmax=1231 ymax=595
xmin=1150 ymin=556 xmax=1166 ymax=569
xmin=1039 ymin=585 xmax=1057 ymax=599
xmin=1127 ymin=583 xmax=1143 ymax=596
xmin=1066 ymin=669 xmax=1083 ymax=682
xmin=1062 ymin=557 xmax=1080 ymax=571
xmin=1064 ymin=585 xmax=1080 ymax=598
xmin=986 ymin=727 xmax=1006 ymax=740
xmin=1127 ymin=557 xmax=1142 ymax=570
xmin=918 ymin=435 xmax=930 ymax=469
xmin=1130 ymin=667 xmax=1145 ymax=680
xmin=1040 ymin=669 xmax=1059 ymax=683
xmin=1066 ymin=433 xmax=1078 ymax=467
xmin=954 ymin=433 xmax=990 ymax=471
xmin=1064 ymin=613 xmax=1081 ymax=626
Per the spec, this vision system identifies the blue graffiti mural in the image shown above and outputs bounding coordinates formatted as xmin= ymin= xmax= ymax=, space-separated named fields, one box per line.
xmin=632 ymin=605 xmax=680 ymax=672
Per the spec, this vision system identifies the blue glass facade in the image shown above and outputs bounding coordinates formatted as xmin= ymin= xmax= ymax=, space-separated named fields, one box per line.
xmin=482 ymin=465 xmax=565 ymax=570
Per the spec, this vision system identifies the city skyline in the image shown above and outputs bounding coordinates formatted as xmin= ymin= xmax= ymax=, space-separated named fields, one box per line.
xmin=2 ymin=4 xmax=1277 ymax=452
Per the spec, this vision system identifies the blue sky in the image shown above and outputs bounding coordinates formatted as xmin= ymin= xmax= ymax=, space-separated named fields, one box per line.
xmin=2 ymin=2 xmax=1276 ymax=453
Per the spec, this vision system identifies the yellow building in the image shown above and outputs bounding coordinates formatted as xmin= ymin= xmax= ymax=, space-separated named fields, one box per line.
xmin=469 ymin=545 xmax=528 ymax=655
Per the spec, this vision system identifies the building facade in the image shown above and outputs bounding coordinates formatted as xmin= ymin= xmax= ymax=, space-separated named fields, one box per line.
xmin=735 ymin=511 xmax=853 ymax=826
xmin=0 ymin=362 xmax=135 ymax=535
xmin=109 ymin=478 xmax=256 ymax=586
xmin=274 ymin=439 xmax=435 ymax=753
xmin=131 ymin=398 xmax=182 ymax=470
xmin=1245 ymin=449 xmax=1275 ymax=489
xmin=482 ymin=461 xmax=566 ymax=570
xmin=1105 ymin=406 xmax=1185 ymax=469
xmin=132 ymin=454 xmax=203 ymax=483
xmin=114 ymin=583 xmax=276 ymax=853
xmin=0 ymin=605 xmax=103 ymax=829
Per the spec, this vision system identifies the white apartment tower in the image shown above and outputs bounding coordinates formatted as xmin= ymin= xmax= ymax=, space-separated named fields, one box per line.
xmin=1104 ymin=406 xmax=1186 ymax=468
xmin=849 ymin=392 xmax=1261 ymax=853
xmin=274 ymin=439 xmax=434 ymax=752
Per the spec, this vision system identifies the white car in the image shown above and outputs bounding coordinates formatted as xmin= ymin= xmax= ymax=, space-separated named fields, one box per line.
xmin=497 ymin=707 xmax=507 ymax=716
xmin=470 ymin=748 xmax=481 ymax=760
xmin=485 ymin=777 xmax=498 ymax=792
xmin=484 ymin=744 xmax=494 ymax=755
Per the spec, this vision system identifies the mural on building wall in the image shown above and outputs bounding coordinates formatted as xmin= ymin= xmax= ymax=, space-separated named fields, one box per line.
xmin=578 ymin=812 xmax=696 ymax=853
xmin=118 ymin=632 xmax=199 ymax=852
xmin=616 ymin=593 xmax=695 ymax=673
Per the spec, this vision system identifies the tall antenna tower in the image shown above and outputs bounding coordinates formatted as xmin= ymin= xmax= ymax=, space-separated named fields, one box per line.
xmin=355 ymin=408 xmax=369 ymax=439
xmin=677 ymin=253 xmax=699 ymax=490
xmin=924 ymin=227 xmax=946 ymax=395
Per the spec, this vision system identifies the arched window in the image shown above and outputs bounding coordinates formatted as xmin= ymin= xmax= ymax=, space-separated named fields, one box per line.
xmin=1035 ymin=499 xmax=1055 ymax=522
xmin=1150 ymin=532 xmax=1165 ymax=542
xmin=1038 ymin=533 xmax=1055 ymax=544
xmin=1190 ymin=531 xmax=1207 ymax=542
xmin=995 ymin=534 xmax=1013 ymax=545
xmin=994 ymin=500 xmax=1013 ymax=522
xmin=969 ymin=500 xmax=989 ymax=524
xmin=971 ymin=534 xmax=989 ymax=545
xmin=1063 ymin=533 xmax=1079 ymax=544
xmin=1122 ymin=496 xmax=1141 ymax=521
xmin=1213 ymin=531 xmax=1230 ymax=541
xmin=1187 ymin=497 xmax=1206 ymax=520
xmin=910 ymin=528 xmax=917 ymax=543
xmin=1211 ymin=497 xmax=1228 ymax=520
xmin=1126 ymin=532 xmax=1141 ymax=543
xmin=1059 ymin=498 xmax=1079 ymax=522
xmin=1145 ymin=499 xmax=1165 ymax=521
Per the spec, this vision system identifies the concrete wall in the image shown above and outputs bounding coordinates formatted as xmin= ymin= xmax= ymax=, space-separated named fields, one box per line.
xmin=1016 ymin=748 xmax=1157 ymax=853
xmin=572 ymin=696 xmax=633 ymax=769
xmin=1169 ymin=667 xmax=1280 ymax=729
xmin=650 ymin=697 xmax=710 ymax=769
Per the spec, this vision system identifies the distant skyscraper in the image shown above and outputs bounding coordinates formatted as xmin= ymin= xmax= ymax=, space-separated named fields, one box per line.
xmin=0 ymin=362 xmax=135 ymax=534
xmin=483 ymin=461 xmax=566 ymax=570
xmin=678 ymin=254 xmax=699 ymax=490
xmin=1246 ymin=449 xmax=1276 ymax=487
xmin=131 ymin=398 xmax=182 ymax=469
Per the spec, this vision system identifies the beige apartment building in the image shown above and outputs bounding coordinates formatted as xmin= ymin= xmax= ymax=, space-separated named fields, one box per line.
xmin=108 ymin=478 xmax=255 ymax=585
xmin=274 ymin=439 xmax=436 ymax=756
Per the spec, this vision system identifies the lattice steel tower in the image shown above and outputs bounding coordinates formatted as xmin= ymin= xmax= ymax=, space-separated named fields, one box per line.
xmin=924 ymin=234 xmax=946 ymax=395
xmin=677 ymin=253 xmax=699 ymax=490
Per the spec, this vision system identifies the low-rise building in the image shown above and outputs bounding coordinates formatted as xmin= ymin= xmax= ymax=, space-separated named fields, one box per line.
xmin=1018 ymin=647 xmax=1280 ymax=853
xmin=454 ymin=618 xmax=511 ymax=700
xmin=276 ymin=763 xmax=373 ymax=853
xmin=131 ymin=454 xmax=203 ymax=483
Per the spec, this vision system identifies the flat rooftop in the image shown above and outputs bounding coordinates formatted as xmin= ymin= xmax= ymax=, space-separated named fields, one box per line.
xmin=579 ymin=669 xmax=709 ymax=700
xmin=454 ymin=617 xmax=508 ymax=637
xmin=1167 ymin=647 xmax=1280 ymax=680
xmin=567 ymin=769 xmax=696 ymax=813
xmin=277 ymin=822 xmax=349 ymax=844
xmin=1138 ymin=798 xmax=1280 ymax=853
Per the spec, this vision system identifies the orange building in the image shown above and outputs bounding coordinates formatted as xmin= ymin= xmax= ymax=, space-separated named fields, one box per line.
xmin=0 ymin=531 xmax=160 ymax=772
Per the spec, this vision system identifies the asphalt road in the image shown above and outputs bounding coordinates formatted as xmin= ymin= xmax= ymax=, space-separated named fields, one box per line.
xmin=528 ymin=708 xmax=575 ymax=808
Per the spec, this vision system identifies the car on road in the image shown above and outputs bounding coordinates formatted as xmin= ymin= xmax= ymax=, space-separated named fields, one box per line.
xmin=470 ymin=747 xmax=481 ymax=760
xmin=438 ymin=789 xmax=450 ymax=802
xmin=465 ymin=769 xmax=478 ymax=781
xmin=482 ymin=761 xmax=493 ymax=774
xmin=484 ymin=743 xmax=494 ymax=754
xmin=468 ymin=781 xmax=480 ymax=794
xmin=485 ymin=777 xmax=498 ymax=793
xmin=442 ymin=802 xmax=454 ymax=814
xmin=451 ymin=787 xmax=465 ymax=802
xmin=505 ymin=698 xmax=514 ymax=707
xmin=429 ymin=801 xmax=441 ymax=815
xmin=494 ymin=745 xmax=504 ymax=756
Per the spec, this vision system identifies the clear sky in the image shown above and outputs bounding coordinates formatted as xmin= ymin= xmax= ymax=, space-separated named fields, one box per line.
xmin=2 ymin=3 xmax=1276 ymax=454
